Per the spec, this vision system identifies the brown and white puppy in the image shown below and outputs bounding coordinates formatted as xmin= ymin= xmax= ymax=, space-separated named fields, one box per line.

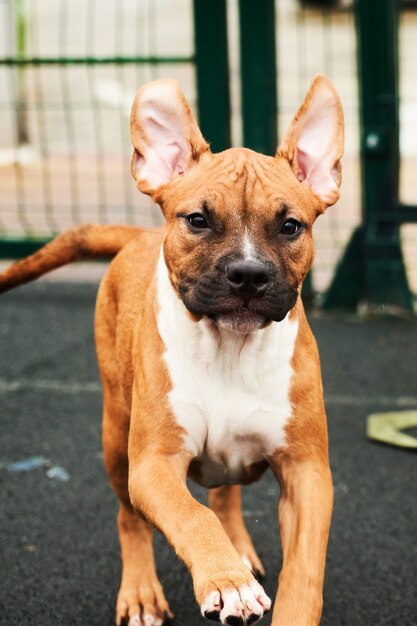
xmin=0 ymin=75 xmax=344 ymax=626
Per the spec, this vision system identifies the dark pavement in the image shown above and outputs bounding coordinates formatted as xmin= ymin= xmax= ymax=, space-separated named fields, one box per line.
xmin=0 ymin=280 xmax=416 ymax=626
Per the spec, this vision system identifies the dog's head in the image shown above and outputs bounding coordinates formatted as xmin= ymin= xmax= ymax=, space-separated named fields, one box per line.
xmin=130 ymin=76 xmax=343 ymax=333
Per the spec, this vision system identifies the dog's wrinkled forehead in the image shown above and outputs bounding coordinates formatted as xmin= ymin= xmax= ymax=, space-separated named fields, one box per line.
xmin=161 ymin=147 xmax=319 ymax=226
xmin=167 ymin=148 xmax=310 ymax=206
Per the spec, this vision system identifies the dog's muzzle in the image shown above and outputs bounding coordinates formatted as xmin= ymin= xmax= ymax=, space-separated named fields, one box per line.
xmin=179 ymin=259 xmax=298 ymax=334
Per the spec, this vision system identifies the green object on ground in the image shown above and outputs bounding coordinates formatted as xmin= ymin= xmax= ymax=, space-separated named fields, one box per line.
xmin=367 ymin=411 xmax=417 ymax=449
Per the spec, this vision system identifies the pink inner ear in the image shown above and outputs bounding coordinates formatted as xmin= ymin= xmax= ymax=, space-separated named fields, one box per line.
xmin=294 ymin=103 xmax=340 ymax=204
xmin=297 ymin=146 xmax=324 ymax=184
xmin=296 ymin=148 xmax=309 ymax=182
xmin=297 ymin=147 xmax=339 ymax=204
xmin=138 ymin=114 xmax=188 ymax=189
xmin=277 ymin=76 xmax=343 ymax=206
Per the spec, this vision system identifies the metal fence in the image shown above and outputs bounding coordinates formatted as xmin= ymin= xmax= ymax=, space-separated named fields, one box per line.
xmin=0 ymin=0 xmax=194 ymax=236
xmin=0 ymin=0 xmax=229 ymax=247
xmin=0 ymin=0 xmax=416 ymax=310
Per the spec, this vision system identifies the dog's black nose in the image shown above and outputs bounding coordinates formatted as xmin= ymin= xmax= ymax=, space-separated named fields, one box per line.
xmin=226 ymin=259 xmax=270 ymax=298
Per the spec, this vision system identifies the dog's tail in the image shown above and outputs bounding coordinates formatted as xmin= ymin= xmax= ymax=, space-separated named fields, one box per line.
xmin=0 ymin=223 xmax=151 ymax=294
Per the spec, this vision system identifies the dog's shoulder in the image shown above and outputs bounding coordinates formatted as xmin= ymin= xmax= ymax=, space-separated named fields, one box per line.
xmin=96 ymin=228 xmax=163 ymax=336
xmin=95 ymin=228 xmax=165 ymax=391
xmin=104 ymin=228 xmax=164 ymax=295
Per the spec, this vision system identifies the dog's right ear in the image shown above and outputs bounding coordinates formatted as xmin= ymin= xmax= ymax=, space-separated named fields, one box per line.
xmin=277 ymin=74 xmax=344 ymax=209
xmin=130 ymin=79 xmax=210 ymax=198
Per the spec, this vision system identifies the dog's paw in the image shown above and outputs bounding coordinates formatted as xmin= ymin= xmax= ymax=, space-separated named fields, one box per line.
xmin=116 ymin=582 xmax=173 ymax=626
xmin=200 ymin=579 xmax=271 ymax=625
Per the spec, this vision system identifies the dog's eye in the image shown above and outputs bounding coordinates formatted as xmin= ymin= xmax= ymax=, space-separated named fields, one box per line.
xmin=187 ymin=213 xmax=209 ymax=230
xmin=280 ymin=219 xmax=301 ymax=236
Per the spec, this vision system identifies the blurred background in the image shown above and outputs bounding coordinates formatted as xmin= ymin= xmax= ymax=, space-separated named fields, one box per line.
xmin=1 ymin=3 xmax=417 ymax=625
xmin=1 ymin=0 xmax=417 ymax=311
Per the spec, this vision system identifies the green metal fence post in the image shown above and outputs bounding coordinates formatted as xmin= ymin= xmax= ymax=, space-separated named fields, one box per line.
xmin=358 ymin=0 xmax=413 ymax=311
xmin=193 ymin=0 xmax=231 ymax=152
xmin=15 ymin=0 xmax=29 ymax=144
xmin=324 ymin=0 xmax=413 ymax=311
xmin=238 ymin=0 xmax=277 ymax=156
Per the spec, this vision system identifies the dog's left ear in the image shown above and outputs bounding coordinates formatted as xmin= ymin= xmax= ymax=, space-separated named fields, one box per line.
xmin=277 ymin=74 xmax=344 ymax=208
xmin=130 ymin=79 xmax=210 ymax=198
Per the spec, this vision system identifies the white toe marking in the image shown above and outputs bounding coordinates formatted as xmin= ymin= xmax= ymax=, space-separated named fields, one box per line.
xmin=219 ymin=588 xmax=244 ymax=623
xmin=128 ymin=615 xmax=142 ymax=626
xmin=201 ymin=590 xmax=221 ymax=616
xmin=238 ymin=585 xmax=264 ymax=618
xmin=202 ymin=582 xmax=271 ymax=624
xmin=249 ymin=580 xmax=271 ymax=611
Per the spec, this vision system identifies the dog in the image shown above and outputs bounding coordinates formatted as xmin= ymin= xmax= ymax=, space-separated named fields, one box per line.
xmin=0 ymin=75 xmax=344 ymax=626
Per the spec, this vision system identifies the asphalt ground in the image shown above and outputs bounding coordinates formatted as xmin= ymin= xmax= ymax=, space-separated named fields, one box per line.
xmin=0 ymin=280 xmax=416 ymax=626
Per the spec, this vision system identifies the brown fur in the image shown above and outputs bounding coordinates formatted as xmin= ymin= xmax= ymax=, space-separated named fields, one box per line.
xmin=0 ymin=75 xmax=344 ymax=626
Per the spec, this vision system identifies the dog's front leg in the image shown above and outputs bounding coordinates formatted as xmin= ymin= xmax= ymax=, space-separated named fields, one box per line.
xmin=270 ymin=452 xmax=333 ymax=626
xmin=128 ymin=452 xmax=271 ymax=625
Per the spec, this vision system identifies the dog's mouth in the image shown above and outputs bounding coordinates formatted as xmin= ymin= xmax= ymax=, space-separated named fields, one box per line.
xmin=179 ymin=278 xmax=298 ymax=333
xmin=209 ymin=308 xmax=269 ymax=334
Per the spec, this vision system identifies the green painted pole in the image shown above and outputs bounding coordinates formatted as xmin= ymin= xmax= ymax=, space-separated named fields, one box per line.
xmin=357 ymin=0 xmax=413 ymax=311
xmin=324 ymin=0 xmax=413 ymax=311
xmin=15 ymin=0 xmax=29 ymax=144
xmin=193 ymin=0 xmax=231 ymax=152
xmin=238 ymin=0 xmax=277 ymax=156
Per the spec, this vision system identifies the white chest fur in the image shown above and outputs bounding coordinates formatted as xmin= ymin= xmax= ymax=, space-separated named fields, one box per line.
xmin=156 ymin=252 xmax=299 ymax=487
